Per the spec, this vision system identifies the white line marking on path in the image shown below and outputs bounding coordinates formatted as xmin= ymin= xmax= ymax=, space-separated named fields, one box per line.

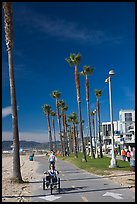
xmin=81 ymin=196 xmax=88 ymax=202
xmin=103 ymin=192 xmax=123 ymax=199
xmin=39 ymin=195 xmax=61 ymax=201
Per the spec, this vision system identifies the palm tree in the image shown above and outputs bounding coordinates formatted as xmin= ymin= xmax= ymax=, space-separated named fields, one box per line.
xmin=66 ymin=123 xmax=71 ymax=155
xmin=3 ymin=2 xmax=22 ymax=182
xmin=91 ymin=110 xmax=96 ymax=154
xmin=80 ymin=65 xmax=95 ymax=159
xmin=42 ymin=104 xmax=53 ymax=151
xmin=75 ymin=120 xmax=80 ymax=152
xmin=68 ymin=112 xmax=79 ymax=158
xmin=58 ymin=100 xmax=69 ymax=156
xmin=66 ymin=53 xmax=87 ymax=162
xmin=51 ymin=90 xmax=64 ymax=156
xmin=94 ymin=89 xmax=103 ymax=158
xmin=50 ymin=110 xmax=57 ymax=153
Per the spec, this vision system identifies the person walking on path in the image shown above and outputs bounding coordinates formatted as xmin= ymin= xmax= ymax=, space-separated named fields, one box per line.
xmin=126 ymin=150 xmax=131 ymax=162
xmin=121 ymin=148 xmax=126 ymax=161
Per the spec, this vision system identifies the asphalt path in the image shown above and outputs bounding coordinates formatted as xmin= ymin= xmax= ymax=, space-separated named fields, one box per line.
xmin=30 ymin=155 xmax=135 ymax=202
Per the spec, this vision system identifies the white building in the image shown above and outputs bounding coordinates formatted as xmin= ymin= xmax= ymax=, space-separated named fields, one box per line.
xmin=119 ymin=109 xmax=135 ymax=134
xmin=119 ymin=109 xmax=135 ymax=146
xmin=101 ymin=109 xmax=135 ymax=150
xmin=101 ymin=121 xmax=120 ymax=151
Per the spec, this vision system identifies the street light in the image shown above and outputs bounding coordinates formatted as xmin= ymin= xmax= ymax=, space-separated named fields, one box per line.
xmin=105 ymin=70 xmax=117 ymax=168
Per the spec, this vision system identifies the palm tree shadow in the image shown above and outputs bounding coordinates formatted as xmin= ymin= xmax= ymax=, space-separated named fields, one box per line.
xmin=60 ymin=172 xmax=134 ymax=182
xmin=2 ymin=185 xmax=134 ymax=199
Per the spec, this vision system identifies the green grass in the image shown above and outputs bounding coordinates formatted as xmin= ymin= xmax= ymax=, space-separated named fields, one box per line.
xmin=58 ymin=152 xmax=130 ymax=176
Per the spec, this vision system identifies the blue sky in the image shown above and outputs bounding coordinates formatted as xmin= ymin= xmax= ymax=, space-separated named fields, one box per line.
xmin=2 ymin=2 xmax=135 ymax=142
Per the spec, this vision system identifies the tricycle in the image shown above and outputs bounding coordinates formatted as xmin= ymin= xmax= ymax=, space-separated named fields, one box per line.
xmin=43 ymin=171 xmax=61 ymax=195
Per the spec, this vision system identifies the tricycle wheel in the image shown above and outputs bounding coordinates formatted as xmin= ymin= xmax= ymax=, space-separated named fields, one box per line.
xmin=43 ymin=178 xmax=45 ymax=190
xmin=58 ymin=177 xmax=60 ymax=193
xmin=50 ymin=183 xmax=53 ymax=195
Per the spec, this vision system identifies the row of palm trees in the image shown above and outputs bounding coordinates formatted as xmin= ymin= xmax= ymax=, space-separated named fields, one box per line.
xmin=42 ymin=54 xmax=103 ymax=162
xmin=42 ymin=91 xmax=77 ymax=157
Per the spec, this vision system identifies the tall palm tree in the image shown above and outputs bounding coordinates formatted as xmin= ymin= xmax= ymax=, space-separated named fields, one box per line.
xmin=66 ymin=123 xmax=71 ymax=155
xmin=75 ymin=120 xmax=80 ymax=152
xmin=50 ymin=110 xmax=57 ymax=153
xmin=68 ymin=112 xmax=79 ymax=158
xmin=66 ymin=53 xmax=87 ymax=162
xmin=42 ymin=104 xmax=53 ymax=151
xmin=91 ymin=110 xmax=96 ymax=154
xmin=59 ymin=100 xmax=69 ymax=156
xmin=94 ymin=89 xmax=103 ymax=158
xmin=51 ymin=90 xmax=64 ymax=156
xmin=80 ymin=65 xmax=95 ymax=159
xmin=3 ymin=2 xmax=22 ymax=182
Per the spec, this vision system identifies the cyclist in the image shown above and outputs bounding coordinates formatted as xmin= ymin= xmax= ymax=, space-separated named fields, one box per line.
xmin=48 ymin=150 xmax=57 ymax=168
xmin=44 ymin=163 xmax=59 ymax=188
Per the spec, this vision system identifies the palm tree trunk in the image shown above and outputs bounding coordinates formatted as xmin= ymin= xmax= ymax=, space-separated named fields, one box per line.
xmin=76 ymin=125 xmax=79 ymax=152
xmin=56 ymin=99 xmax=64 ymax=156
xmin=3 ymin=2 xmax=22 ymax=182
xmin=67 ymin=125 xmax=72 ymax=154
xmin=52 ymin=118 xmax=57 ymax=153
xmin=87 ymin=100 xmax=95 ymax=158
xmin=97 ymin=99 xmax=103 ymax=158
xmin=73 ymin=124 xmax=78 ymax=158
xmin=62 ymin=114 xmax=67 ymax=155
xmin=75 ymin=66 xmax=87 ymax=161
xmin=64 ymin=115 xmax=69 ymax=156
xmin=86 ymin=76 xmax=95 ymax=159
xmin=8 ymin=50 xmax=22 ymax=181
xmin=47 ymin=114 xmax=53 ymax=151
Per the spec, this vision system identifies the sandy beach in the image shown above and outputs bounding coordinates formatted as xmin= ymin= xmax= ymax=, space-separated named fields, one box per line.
xmin=2 ymin=154 xmax=40 ymax=202
xmin=2 ymin=154 xmax=135 ymax=202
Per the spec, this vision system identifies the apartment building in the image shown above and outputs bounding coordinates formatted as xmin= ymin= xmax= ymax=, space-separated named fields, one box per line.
xmin=119 ymin=109 xmax=135 ymax=146
xmin=101 ymin=109 xmax=135 ymax=150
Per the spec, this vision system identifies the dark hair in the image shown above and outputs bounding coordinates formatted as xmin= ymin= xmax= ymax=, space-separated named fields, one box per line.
xmin=50 ymin=163 xmax=55 ymax=169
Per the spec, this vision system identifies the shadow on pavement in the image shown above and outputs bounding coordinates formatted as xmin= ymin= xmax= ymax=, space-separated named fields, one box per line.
xmin=2 ymin=185 xmax=134 ymax=199
xmin=60 ymin=173 xmax=134 ymax=182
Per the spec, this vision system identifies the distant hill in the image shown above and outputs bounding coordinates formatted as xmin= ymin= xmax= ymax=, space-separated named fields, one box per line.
xmin=2 ymin=140 xmax=61 ymax=151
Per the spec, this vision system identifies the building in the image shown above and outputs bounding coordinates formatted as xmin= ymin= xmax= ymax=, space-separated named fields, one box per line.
xmin=101 ymin=121 xmax=120 ymax=151
xmin=101 ymin=109 xmax=135 ymax=151
xmin=119 ymin=109 xmax=135 ymax=147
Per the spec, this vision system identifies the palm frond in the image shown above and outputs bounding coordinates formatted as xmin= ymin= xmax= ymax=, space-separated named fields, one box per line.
xmin=66 ymin=53 xmax=81 ymax=67
xmin=42 ymin=104 xmax=51 ymax=114
xmin=50 ymin=110 xmax=56 ymax=117
xmin=94 ymin=89 xmax=102 ymax=97
xmin=51 ymin=90 xmax=61 ymax=99
xmin=79 ymin=71 xmax=85 ymax=76
xmin=83 ymin=65 xmax=94 ymax=75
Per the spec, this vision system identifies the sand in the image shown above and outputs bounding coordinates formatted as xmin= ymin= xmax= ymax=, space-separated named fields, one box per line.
xmin=2 ymin=154 xmax=40 ymax=202
xmin=2 ymin=154 xmax=135 ymax=202
xmin=102 ymin=170 xmax=135 ymax=192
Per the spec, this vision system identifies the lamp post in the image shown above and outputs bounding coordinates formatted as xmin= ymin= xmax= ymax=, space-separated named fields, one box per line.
xmin=105 ymin=70 xmax=117 ymax=168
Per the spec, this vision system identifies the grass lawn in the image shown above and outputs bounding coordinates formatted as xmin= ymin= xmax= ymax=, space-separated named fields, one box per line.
xmin=58 ymin=152 xmax=130 ymax=176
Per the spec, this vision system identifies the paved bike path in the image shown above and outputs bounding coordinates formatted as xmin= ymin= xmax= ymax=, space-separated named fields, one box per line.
xmin=30 ymin=155 xmax=135 ymax=202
